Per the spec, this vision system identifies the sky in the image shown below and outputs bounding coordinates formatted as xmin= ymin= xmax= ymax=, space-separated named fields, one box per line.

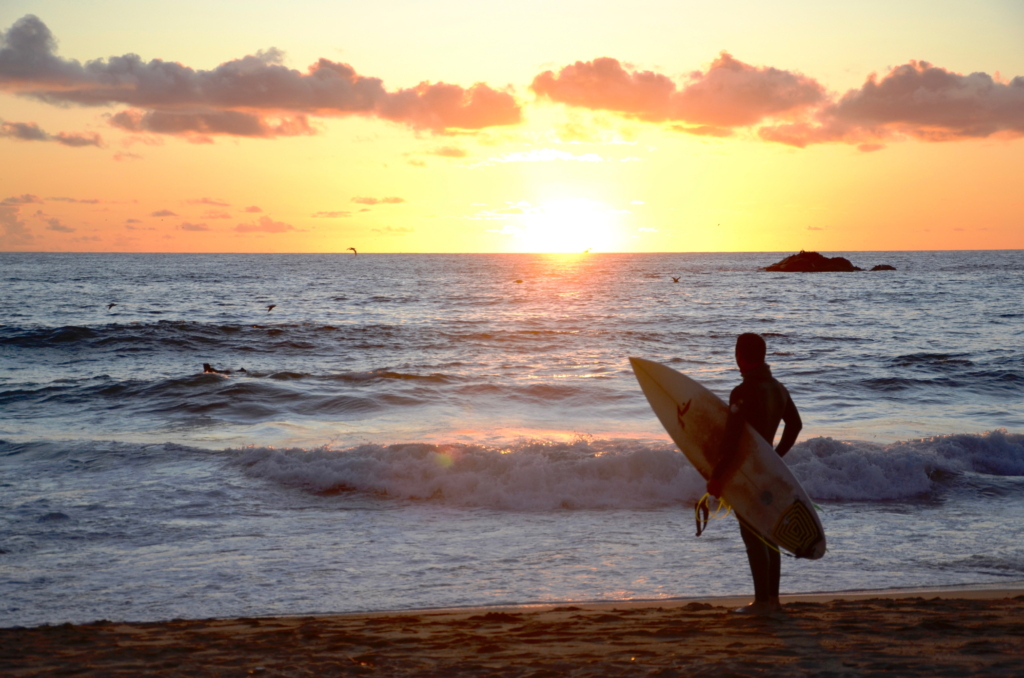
xmin=1 ymin=0 xmax=1022 ymax=253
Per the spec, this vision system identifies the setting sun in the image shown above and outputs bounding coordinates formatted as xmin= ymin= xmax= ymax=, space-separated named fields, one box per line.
xmin=513 ymin=199 xmax=623 ymax=253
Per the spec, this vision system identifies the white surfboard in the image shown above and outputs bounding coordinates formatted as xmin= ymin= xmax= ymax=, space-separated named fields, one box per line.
xmin=630 ymin=357 xmax=826 ymax=559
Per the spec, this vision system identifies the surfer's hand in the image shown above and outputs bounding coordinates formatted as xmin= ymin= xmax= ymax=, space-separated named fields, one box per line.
xmin=707 ymin=477 xmax=723 ymax=498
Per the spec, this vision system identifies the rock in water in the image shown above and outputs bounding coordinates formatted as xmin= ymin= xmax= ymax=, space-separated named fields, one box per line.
xmin=871 ymin=264 xmax=897 ymax=271
xmin=765 ymin=250 xmax=863 ymax=272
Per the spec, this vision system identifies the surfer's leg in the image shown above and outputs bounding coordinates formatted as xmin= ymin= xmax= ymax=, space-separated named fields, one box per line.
xmin=768 ymin=547 xmax=781 ymax=600
xmin=739 ymin=522 xmax=771 ymax=602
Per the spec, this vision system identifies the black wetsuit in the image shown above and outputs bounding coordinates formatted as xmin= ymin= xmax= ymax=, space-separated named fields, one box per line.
xmin=729 ymin=362 xmax=801 ymax=603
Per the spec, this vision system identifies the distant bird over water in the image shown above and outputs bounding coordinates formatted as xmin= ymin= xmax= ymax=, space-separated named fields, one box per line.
xmin=266 ymin=304 xmax=276 ymax=312
xmin=671 ymin=277 xmax=680 ymax=283
xmin=107 ymin=303 xmax=117 ymax=310
xmin=347 ymin=247 xmax=357 ymax=256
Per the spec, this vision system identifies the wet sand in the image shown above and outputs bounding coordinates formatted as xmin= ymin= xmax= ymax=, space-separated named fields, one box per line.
xmin=3 ymin=588 xmax=1023 ymax=677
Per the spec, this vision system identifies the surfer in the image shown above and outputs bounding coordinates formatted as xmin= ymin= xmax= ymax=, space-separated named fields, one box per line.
xmin=203 ymin=363 xmax=245 ymax=374
xmin=708 ymin=333 xmax=802 ymax=616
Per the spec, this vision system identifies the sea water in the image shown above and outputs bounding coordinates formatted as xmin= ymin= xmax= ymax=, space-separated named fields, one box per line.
xmin=1 ymin=251 xmax=1022 ymax=627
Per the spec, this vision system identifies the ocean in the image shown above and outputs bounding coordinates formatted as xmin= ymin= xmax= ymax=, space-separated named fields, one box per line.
xmin=1 ymin=251 xmax=1022 ymax=627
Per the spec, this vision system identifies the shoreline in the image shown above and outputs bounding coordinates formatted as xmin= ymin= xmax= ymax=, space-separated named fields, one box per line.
xmin=4 ymin=586 xmax=1023 ymax=677
xmin=336 ymin=581 xmax=1024 ymax=621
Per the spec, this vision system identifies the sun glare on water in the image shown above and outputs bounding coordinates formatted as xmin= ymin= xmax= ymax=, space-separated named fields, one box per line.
xmin=514 ymin=198 xmax=622 ymax=253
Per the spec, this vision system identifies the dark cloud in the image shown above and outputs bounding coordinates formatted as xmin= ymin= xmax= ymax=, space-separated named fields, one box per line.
xmin=0 ymin=194 xmax=40 ymax=244
xmin=126 ymin=218 xmax=141 ymax=223
xmin=1 ymin=119 xmax=102 ymax=146
xmin=352 ymin=196 xmax=405 ymax=205
xmin=531 ymin=54 xmax=824 ymax=128
xmin=312 ymin=211 xmax=352 ymax=218
xmin=50 ymin=196 xmax=100 ymax=203
xmin=0 ymin=120 xmax=47 ymax=140
xmin=1 ymin=15 xmax=521 ymax=136
xmin=44 ymin=217 xmax=74 ymax=232
xmin=179 ymin=222 xmax=210 ymax=231
xmin=1 ymin=194 xmax=42 ymax=205
xmin=109 ymin=109 xmax=314 ymax=139
xmin=151 ymin=209 xmax=177 ymax=217
xmin=235 ymin=216 xmax=295 ymax=232
xmin=759 ymin=61 xmax=1024 ymax=147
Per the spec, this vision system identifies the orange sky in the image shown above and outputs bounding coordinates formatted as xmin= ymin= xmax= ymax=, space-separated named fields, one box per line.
xmin=2 ymin=1 xmax=1022 ymax=253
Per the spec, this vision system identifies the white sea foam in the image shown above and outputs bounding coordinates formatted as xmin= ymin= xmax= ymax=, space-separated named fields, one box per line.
xmin=232 ymin=430 xmax=1024 ymax=508
xmin=790 ymin=429 xmax=1024 ymax=500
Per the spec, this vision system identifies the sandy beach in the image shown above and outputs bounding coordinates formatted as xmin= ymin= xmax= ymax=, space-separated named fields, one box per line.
xmin=3 ymin=587 xmax=1022 ymax=677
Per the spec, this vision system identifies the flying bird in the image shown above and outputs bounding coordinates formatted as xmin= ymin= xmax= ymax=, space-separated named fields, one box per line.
xmin=671 ymin=277 xmax=680 ymax=283
xmin=267 ymin=304 xmax=276 ymax=312
xmin=347 ymin=247 xmax=357 ymax=256
xmin=107 ymin=303 xmax=117 ymax=310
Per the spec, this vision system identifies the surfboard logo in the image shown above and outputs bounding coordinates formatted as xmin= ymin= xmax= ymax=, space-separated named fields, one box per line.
xmin=771 ymin=499 xmax=822 ymax=559
xmin=676 ymin=399 xmax=692 ymax=430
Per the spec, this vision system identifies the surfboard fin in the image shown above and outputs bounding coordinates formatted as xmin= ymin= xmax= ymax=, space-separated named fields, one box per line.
xmin=695 ymin=495 xmax=710 ymax=536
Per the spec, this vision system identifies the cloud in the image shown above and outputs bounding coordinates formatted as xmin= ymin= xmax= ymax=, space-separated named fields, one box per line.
xmin=312 ymin=211 xmax=352 ymax=218
xmin=759 ymin=60 xmax=1024 ymax=147
xmin=351 ymin=196 xmax=406 ymax=205
xmin=126 ymin=218 xmax=141 ymax=223
xmin=109 ymin=109 xmax=314 ymax=140
xmin=0 ymin=120 xmax=46 ymax=140
xmin=50 ymin=196 xmax=100 ymax=203
xmin=179 ymin=221 xmax=210 ymax=231
xmin=1 ymin=119 xmax=102 ymax=146
xmin=2 ymin=194 xmax=42 ymax=205
xmin=531 ymin=53 xmax=824 ymax=129
xmin=430 ymin=145 xmax=467 ymax=157
xmin=44 ymin=216 xmax=74 ymax=232
xmin=54 ymin=131 xmax=102 ymax=147
xmin=113 ymin=151 xmax=142 ymax=161
xmin=201 ymin=210 xmax=232 ymax=219
xmin=242 ymin=206 xmax=262 ymax=213
xmin=371 ymin=226 xmax=414 ymax=234
xmin=150 ymin=209 xmax=177 ymax=217
xmin=186 ymin=197 xmax=230 ymax=206
xmin=235 ymin=215 xmax=295 ymax=232
xmin=0 ymin=194 xmax=40 ymax=244
xmin=0 ymin=15 xmax=521 ymax=136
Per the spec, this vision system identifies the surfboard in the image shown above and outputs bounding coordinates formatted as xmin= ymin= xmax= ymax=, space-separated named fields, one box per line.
xmin=630 ymin=357 xmax=826 ymax=560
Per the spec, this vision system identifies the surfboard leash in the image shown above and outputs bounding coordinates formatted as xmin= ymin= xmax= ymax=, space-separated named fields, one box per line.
xmin=694 ymin=493 xmax=732 ymax=536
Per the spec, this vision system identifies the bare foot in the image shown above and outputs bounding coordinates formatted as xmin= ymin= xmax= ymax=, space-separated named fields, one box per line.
xmin=731 ymin=601 xmax=785 ymax=616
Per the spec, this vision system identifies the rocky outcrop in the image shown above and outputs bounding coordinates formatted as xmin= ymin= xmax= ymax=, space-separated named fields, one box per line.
xmin=765 ymin=251 xmax=862 ymax=272
xmin=871 ymin=264 xmax=897 ymax=271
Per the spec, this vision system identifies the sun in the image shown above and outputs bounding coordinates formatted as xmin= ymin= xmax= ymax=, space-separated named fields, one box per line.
xmin=514 ymin=198 xmax=623 ymax=253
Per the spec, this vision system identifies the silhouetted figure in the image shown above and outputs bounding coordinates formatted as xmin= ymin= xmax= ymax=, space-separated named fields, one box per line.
xmin=708 ymin=333 xmax=802 ymax=616
xmin=203 ymin=363 xmax=230 ymax=374
xmin=671 ymin=277 xmax=680 ymax=283
xmin=347 ymin=247 xmax=357 ymax=256
xmin=266 ymin=305 xmax=276 ymax=312
xmin=107 ymin=303 xmax=117 ymax=310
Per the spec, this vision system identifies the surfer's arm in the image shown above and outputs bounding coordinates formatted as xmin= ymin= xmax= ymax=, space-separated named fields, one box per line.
xmin=707 ymin=403 xmax=744 ymax=497
xmin=775 ymin=397 xmax=802 ymax=457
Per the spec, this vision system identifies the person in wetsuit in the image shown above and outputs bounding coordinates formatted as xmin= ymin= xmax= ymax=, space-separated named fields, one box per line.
xmin=707 ymin=332 xmax=802 ymax=615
